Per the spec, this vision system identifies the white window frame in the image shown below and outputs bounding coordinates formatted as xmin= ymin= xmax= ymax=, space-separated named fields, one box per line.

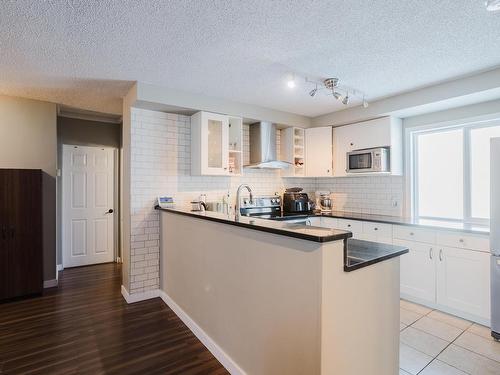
xmin=405 ymin=113 xmax=500 ymax=225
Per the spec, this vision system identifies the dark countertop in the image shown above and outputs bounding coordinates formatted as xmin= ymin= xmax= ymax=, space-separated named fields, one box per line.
xmin=314 ymin=211 xmax=489 ymax=235
xmin=156 ymin=206 xmax=352 ymax=243
xmin=345 ymin=239 xmax=409 ymax=272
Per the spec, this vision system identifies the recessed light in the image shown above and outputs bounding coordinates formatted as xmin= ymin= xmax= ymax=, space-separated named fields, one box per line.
xmin=286 ymin=74 xmax=296 ymax=89
xmin=486 ymin=0 xmax=500 ymax=11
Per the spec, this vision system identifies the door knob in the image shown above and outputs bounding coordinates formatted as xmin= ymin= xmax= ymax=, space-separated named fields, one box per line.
xmin=106 ymin=209 xmax=114 ymax=214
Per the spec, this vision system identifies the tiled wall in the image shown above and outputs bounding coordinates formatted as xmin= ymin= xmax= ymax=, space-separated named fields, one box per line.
xmin=128 ymin=108 xmax=404 ymax=294
xmin=316 ymin=176 xmax=404 ymax=216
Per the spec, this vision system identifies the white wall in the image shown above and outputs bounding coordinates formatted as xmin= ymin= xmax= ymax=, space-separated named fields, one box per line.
xmin=317 ymin=176 xmax=403 ymax=216
xmin=0 ymin=95 xmax=57 ymax=282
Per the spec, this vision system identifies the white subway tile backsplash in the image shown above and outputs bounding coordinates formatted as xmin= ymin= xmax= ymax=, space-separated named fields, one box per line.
xmin=128 ymin=108 xmax=404 ymax=294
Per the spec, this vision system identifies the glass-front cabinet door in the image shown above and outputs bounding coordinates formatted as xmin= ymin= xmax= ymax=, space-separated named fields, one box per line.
xmin=202 ymin=112 xmax=229 ymax=175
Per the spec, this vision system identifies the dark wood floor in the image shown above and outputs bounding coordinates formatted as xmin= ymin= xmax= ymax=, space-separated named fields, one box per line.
xmin=0 ymin=263 xmax=228 ymax=375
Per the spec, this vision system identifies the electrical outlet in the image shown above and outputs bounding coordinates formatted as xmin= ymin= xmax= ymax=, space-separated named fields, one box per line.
xmin=391 ymin=197 xmax=399 ymax=208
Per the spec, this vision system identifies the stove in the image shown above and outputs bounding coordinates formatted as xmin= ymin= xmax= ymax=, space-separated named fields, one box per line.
xmin=239 ymin=195 xmax=312 ymax=223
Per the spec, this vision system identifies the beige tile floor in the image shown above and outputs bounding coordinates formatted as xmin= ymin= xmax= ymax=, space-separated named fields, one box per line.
xmin=399 ymin=299 xmax=500 ymax=375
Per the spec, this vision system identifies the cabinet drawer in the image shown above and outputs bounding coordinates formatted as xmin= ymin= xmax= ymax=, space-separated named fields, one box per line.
xmin=362 ymin=222 xmax=392 ymax=239
xmin=319 ymin=217 xmax=339 ymax=228
xmin=393 ymin=225 xmax=436 ymax=244
xmin=336 ymin=219 xmax=362 ymax=236
xmin=436 ymin=231 xmax=489 ymax=252
xmin=307 ymin=217 xmax=322 ymax=227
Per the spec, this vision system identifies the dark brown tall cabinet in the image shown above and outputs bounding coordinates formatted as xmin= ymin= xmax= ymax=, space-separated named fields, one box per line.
xmin=0 ymin=169 xmax=43 ymax=301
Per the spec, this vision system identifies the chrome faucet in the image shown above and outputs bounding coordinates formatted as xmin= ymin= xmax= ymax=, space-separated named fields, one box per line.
xmin=235 ymin=184 xmax=253 ymax=219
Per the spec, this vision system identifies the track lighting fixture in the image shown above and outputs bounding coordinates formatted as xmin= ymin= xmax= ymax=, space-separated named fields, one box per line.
xmin=304 ymin=76 xmax=367 ymax=107
xmin=342 ymin=94 xmax=350 ymax=105
xmin=332 ymin=92 xmax=343 ymax=101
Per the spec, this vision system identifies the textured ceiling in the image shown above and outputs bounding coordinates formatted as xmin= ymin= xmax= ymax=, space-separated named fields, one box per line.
xmin=0 ymin=1 xmax=499 ymax=116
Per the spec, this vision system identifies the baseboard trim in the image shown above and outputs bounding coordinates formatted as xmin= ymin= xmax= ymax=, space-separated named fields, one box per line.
xmin=43 ymin=279 xmax=58 ymax=288
xmin=159 ymin=290 xmax=245 ymax=375
xmin=120 ymin=285 xmax=160 ymax=304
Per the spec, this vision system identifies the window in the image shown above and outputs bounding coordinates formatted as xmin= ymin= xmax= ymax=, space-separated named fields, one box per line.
xmin=411 ymin=120 xmax=500 ymax=224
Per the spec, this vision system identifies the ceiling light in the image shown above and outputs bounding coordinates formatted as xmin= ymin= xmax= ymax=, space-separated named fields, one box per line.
xmin=286 ymin=74 xmax=296 ymax=89
xmin=305 ymin=76 xmax=366 ymax=106
xmin=333 ymin=91 xmax=343 ymax=101
xmin=342 ymin=94 xmax=350 ymax=105
xmin=324 ymin=78 xmax=339 ymax=90
xmin=486 ymin=0 xmax=500 ymax=11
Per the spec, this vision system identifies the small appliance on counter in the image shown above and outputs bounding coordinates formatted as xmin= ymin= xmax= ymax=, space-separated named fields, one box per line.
xmin=283 ymin=188 xmax=315 ymax=214
xmin=316 ymin=191 xmax=333 ymax=212
xmin=157 ymin=196 xmax=175 ymax=209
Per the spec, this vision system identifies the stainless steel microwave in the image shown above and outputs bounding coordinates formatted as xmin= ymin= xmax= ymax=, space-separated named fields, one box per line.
xmin=347 ymin=147 xmax=390 ymax=173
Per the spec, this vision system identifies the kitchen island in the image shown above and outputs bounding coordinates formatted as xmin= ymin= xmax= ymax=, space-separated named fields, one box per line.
xmin=157 ymin=207 xmax=408 ymax=375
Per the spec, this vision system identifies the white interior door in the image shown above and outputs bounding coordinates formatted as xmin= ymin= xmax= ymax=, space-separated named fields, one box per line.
xmin=62 ymin=145 xmax=115 ymax=268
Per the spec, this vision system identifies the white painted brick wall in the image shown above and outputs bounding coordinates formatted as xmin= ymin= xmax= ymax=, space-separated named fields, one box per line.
xmin=128 ymin=108 xmax=404 ymax=294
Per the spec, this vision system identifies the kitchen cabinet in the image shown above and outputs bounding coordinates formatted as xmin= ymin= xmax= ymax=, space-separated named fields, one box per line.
xmin=437 ymin=247 xmax=490 ymax=320
xmin=191 ymin=111 xmax=243 ymax=176
xmin=359 ymin=222 xmax=393 ymax=244
xmin=280 ymin=127 xmax=305 ymax=177
xmin=307 ymin=216 xmax=322 ymax=226
xmin=394 ymin=239 xmax=436 ymax=304
xmin=313 ymin=217 xmax=491 ymax=324
xmin=335 ymin=218 xmax=362 ymax=237
xmin=0 ymin=169 xmax=43 ymax=301
xmin=305 ymin=127 xmax=333 ymax=177
xmin=318 ymin=217 xmax=338 ymax=228
xmin=332 ymin=117 xmax=402 ymax=177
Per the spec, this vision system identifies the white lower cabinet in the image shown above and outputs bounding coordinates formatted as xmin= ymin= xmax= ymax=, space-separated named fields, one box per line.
xmin=394 ymin=239 xmax=436 ymax=303
xmin=307 ymin=217 xmax=322 ymax=227
xmin=316 ymin=219 xmax=491 ymax=324
xmin=437 ymin=247 xmax=491 ymax=320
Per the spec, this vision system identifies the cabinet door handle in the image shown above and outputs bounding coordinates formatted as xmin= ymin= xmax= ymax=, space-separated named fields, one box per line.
xmin=374 ymin=227 xmax=378 ymax=231
xmin=439 ymin=249 xmax=443 ymax=261
xmin=459 ymin=238 xmax=464 ymax=243
xmin=429 ymin=248 xmax=433 ymax=260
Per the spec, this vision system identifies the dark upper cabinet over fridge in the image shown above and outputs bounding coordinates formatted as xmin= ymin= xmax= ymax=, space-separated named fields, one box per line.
xmin=0 ymin=169 xmax=43 ymax=301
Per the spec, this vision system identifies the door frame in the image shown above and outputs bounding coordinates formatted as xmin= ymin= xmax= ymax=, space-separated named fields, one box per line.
xmin=61 ymin=144 xmax=119 ymax=268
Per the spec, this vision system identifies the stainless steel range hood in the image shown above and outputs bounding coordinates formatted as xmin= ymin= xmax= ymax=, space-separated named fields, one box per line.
xmin=244 ymin=122 xmax=292 ymax=169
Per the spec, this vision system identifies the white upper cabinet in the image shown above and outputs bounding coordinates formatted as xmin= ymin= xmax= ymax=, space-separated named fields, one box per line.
xmin=305 ymin=126 xmax=333 ymax=177
xmin=191 ymin=111 xmax=242 ymax=176
xmin=280 ymin=127 xmax=306 ymax=177
xmin=332 ymin=117 xmax=403 ymax=177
